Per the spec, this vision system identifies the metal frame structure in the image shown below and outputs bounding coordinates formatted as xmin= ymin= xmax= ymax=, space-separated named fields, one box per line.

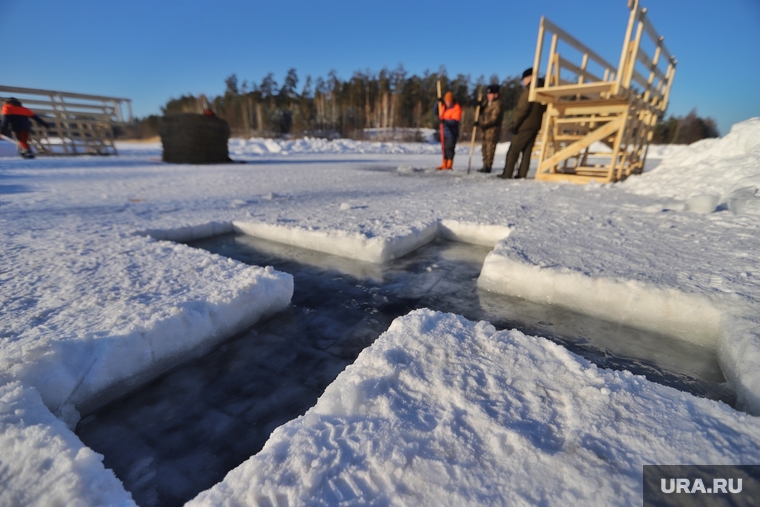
xmin=529 ymin=0 xmax=676 ymax=184
xmin=0 ymin=85 xmax=132 ymax=156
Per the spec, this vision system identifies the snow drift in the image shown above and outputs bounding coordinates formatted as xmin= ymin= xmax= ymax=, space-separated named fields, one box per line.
xmin=622 ymin=117 xmax=760 ymax=212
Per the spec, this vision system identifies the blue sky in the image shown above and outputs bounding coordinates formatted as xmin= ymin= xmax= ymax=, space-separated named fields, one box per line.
xmin=2 ymin=0 xmax=758 ymax=134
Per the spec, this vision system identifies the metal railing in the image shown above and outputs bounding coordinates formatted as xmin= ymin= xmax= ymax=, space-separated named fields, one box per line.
xmin=0 ymin=85 xmax=132 ymax=155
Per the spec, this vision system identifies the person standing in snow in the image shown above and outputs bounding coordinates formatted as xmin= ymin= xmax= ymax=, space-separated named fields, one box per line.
xmin=498 ymin=68 xmax=546 ymax=179
xmin=434 ymin=91 xmax=462 ymax=170
xmin=1 ymin=98 xmax=50 ymax=158
xmin=475 ymin=84 xmax=504 ymax=173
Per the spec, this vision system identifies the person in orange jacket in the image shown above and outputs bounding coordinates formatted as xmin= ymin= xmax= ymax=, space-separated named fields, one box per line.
xmin=434 ymin=91 xmax=462 ymax=170
xmin=1 ymin=98 xmax=50 ymax=158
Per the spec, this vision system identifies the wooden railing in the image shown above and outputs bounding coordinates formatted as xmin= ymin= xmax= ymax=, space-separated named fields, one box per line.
xmin=528 ymin=17 xmax=619 ymax=104
xmin=0 ymin=85 xmax=132 ymax=155
xmin=613 ymin=0 xmax=677 ymax=111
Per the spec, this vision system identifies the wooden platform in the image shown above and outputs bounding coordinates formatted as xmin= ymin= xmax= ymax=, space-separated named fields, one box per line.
xmin=0 ymin=85 xmax=132 ymax=156
xmin=529 ymin=0 xmax=676 ymax=184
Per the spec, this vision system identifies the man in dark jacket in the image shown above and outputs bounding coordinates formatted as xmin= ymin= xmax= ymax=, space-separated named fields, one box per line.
xmin=1 ymin=98 xmax=50 ymax=158
xmin=498 ymin=68 xmax=546 ymax=179
xmin=476 ymin=84 xmax=504 ymax=173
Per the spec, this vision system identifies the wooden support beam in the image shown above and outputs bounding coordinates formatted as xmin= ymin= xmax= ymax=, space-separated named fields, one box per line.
xmin=539 ymin=117 xmax=624 ymax=171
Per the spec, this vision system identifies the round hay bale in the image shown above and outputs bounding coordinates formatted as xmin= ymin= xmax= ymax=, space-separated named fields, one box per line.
xmin=159 ymin=113 xmax=231 ymax=164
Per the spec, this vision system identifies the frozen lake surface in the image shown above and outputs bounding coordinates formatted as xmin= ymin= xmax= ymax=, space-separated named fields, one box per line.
xmin=76 ymin=233 xmax=733 ymax=506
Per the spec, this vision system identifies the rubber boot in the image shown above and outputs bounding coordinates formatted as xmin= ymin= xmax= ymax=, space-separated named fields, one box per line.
xmin=436 ymin=160 xmax=446 ymax=170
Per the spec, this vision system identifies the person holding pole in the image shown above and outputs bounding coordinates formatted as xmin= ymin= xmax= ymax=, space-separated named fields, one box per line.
xmin=434 ymin=91 xmax=462 ymax=170
xmin=475 ymin=84 xmax=503 ymax=173
xmin=498 ymin=68 xmax=546 ymax=179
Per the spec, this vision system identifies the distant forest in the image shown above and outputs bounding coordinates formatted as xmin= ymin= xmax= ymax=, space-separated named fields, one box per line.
xmin=126 ymin=66 xmax=719 ymax=144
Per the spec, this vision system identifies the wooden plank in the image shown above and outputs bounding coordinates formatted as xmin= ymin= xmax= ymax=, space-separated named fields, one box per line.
xmin=529 ymin=18 xmax=546 ymax=103
xmin=639 ymin=10 xmax=673 ymax=62
xmin=636 ymin=51 xmax=667 ymax=86
xmin=541 ymin=17 xmax=617 ymax=71
xmin=556 ymin=104 xmax=629 ymax=116
xmin=0 ymin=97 xmax=113 ymax=113
xmin=25 ymin=109 xmax=113 ymax=120
xmin=534 ymin=81 xmax=616 ymax=98
xmin=535 ymin=172 xmax=612 ymax=184
xmin=557 ymin=56 xmax=604 ymax=83
xmin=578 ymin=53 xmax=589 ymax=87
xmin=623 ymin=15 xmax=646 ymax=89
xmin=615 ymin=0 xmax=640 ymax=95
xmin=552 ymin=98 xmax=629 ymax=110
xmin=631 ymin=69 xmax=651 ymax=90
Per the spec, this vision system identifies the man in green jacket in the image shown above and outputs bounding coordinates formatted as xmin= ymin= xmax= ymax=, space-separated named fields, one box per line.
xmin=476 ymin=84 xmax=504 ymax=173
xmin=498 ymin=68 xmax=546 ymax=179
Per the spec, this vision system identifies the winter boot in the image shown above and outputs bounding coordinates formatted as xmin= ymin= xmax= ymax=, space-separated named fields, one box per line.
xmin=477 ymin=167 xmax=491 ymax=173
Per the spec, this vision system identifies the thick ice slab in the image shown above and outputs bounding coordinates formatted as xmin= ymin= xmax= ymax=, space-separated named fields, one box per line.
xmin=231 ymin=219 xmax=510 ymax=263
xmin=188 ymin=310 xmax=760 ymax=507
xmin=233 ymin=219 xmax=439 ymax=263
xmin=1 ymin=233 xmax=293 ymax=417
xmin=0 ymin=381 xmax=135 ymax=507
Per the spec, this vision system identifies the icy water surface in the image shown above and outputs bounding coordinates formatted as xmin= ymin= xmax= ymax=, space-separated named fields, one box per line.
xmin=76 ymin=234 xmax=733 ymax=507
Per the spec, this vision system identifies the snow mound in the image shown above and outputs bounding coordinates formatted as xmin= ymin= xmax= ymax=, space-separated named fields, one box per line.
xmin=188 ymin=310 xmax=760 ymax=507
xmin=0 ymin=381 xmax=136 ymax=507
xmin=621 ymin=117 xmax=760 ymax=206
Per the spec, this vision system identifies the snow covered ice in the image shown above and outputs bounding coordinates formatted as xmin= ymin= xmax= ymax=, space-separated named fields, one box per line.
xmin=188 ymin=310 xmax=760 ymax=507
xmin=1 ymin=119 xmax=760 ymax=506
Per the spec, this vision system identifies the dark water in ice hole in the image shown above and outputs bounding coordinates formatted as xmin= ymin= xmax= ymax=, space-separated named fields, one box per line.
xmin=76 ymin=233 xmax=735 ymax=507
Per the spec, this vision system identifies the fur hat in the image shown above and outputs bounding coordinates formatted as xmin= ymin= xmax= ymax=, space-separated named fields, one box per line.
xmin=521 ymin=68 xmax=533 ymax=79
xmin=487 ymin=84 xmax=500 ymax=94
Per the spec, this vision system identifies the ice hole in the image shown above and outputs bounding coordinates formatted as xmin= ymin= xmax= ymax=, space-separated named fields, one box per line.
xmin=76 ymin=233 xmax=733 ymax=507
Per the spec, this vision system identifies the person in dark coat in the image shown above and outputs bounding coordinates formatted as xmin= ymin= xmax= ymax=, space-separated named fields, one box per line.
xmin=1 ymin=98 xmax=50 ymax=158
xmin=434 ymin=91 xmax=462 ymax=170
xmin=476 ymin=84 xmax=504 ymax=173
xmin=498 ymin=68 xmax=546 ymax=179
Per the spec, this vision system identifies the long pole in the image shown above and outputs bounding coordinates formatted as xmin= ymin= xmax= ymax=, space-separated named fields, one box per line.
xmin=436 ymin=80 xmax=445 ymax=168
xmin=467 ymin=87 xmax=483 ymax=174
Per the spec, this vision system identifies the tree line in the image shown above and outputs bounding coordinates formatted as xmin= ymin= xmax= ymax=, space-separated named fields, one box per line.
xmin=125 ymin=66 xmax=719 ymax=145
xmin=650 ymin=109 xmax=719 ymax=144
xmin=129 ymin=66 xmax=523 ymax=141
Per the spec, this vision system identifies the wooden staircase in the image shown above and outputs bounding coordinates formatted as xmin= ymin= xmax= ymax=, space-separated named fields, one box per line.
xmin=530 ymin=0 xmax=676 ymax=184
xmin=0 ymin=86 xmax=132 ymax=156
